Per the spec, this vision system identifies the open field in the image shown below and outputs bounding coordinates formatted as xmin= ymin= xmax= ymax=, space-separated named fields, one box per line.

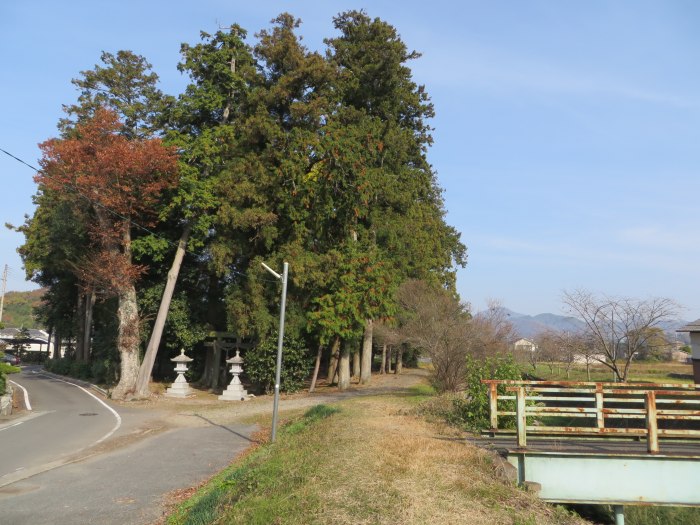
xmin=523 ymin=361 xmax=693 ymax=384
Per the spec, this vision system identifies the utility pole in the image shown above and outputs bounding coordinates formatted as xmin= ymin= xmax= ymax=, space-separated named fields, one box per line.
xmin=0 ymin=265 xmax=7 ymax=325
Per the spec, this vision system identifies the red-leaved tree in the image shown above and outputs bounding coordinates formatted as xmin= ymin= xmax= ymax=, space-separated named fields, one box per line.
xmin=37 ymin=108 xmax=179 ymax=398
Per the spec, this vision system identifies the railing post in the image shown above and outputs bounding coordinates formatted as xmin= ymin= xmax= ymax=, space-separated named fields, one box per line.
xmin=645 ymin=391 xmax=659 ymax=454
xmin=516 ymin=386 xmax=527 ymax=448
xmin=595 ymin=384 xmax=604 ymax=431
xmin=489 ymin=382 xmax=498 ymax=431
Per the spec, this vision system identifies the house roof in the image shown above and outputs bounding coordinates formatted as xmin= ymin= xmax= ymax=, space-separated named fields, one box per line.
xmin=677 ymin=320 xmax=700 ymax=333
xmin=0 ymin=328 xmax=49 ymax=344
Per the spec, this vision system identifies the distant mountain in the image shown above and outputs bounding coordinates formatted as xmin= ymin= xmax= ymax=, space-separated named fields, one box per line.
xmin=504 ymin=311 xmax=586 ymax=339
xmin=1 ymin=289 xmax=44 ymax=329
xmin=481 ymin=307 xmax=690 ymax=342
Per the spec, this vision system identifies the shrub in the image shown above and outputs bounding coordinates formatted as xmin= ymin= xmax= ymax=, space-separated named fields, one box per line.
xmin=0 ymin=362 xmax=20 ymax=395
xmin=70 ymin=361 xmax=92 ymax=380
xmin=244 ymin=336 xmax=312 ymax=394
xmin=21 ymin=351 xmax=49 ymax=364
xmin=91 ymin=359 xmax=116 ymax=385
xmin=452 ymin=353 xmax=522 ymax=431
xmin=45 ymin=357 xmax=69 ymax=376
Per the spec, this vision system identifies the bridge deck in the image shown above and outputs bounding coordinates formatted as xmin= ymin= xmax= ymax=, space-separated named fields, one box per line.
xmin=470 ymin=434 xmax=700 ymax=507
xmin=470 ymin=434 xmax=700 ymax=458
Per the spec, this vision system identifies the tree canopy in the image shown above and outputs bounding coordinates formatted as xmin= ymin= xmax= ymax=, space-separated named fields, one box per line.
xmin=19 ymin=11 xmax=467 ymax=396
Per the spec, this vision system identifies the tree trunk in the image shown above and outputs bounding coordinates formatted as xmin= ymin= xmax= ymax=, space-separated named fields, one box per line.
xmin=76 ymin=293 xmax=86 ymax=361
xmin=111 ymin=228 xmax=141 ymax=400
xmin=380 ymin=343 xmax=387 ymax=374
xmin=360 ymin=319 xmax=373 ymax=384
xmin=309 ymin=344 xmax=323 ymax=393
xmin=210 ymin=340 xmax=222 ymax=392
xmin=395 ymin=346 xmax=404 ymax=375
xmin=53 ymin=330 xmax=61 ymax=359
xmin=135 ymin=224 xmax=191 ymax=396
xmin=83 ymin=290 xmax=95 ymax=362
xmin=352 ymin=350 xmax=360 ymax=380
xmin=199 ymin=345 xmax=213 ymax=388
xmin=338 ymin=341 xmax=350 ymax=391
xmin=326 ymin=337 xmax=340 ymax=385
xmin=111 ymin=284 xmax=141 ymax=399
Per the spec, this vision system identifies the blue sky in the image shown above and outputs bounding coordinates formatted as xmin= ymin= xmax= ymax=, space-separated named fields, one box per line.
xmin=1 ymin=1 xmax=699 ymax=320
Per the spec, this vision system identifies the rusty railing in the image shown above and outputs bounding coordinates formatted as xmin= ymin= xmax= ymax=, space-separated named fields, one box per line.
xmin=482 ymin=380 xmax=700 ymax=453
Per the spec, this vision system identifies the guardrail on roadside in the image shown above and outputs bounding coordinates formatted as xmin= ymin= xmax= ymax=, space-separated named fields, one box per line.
xmin=481 ymin=380 xmax=700 ymax=453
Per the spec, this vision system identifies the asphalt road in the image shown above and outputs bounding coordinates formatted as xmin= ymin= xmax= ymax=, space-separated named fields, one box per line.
xmin=0 ymin=368 xmax=121 ymax=486
xmin=0 ymin=369 xmax=257 ymax=524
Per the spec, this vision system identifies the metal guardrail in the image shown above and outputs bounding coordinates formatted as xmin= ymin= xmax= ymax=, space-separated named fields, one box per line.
xmin=482 ymin=380 xmax=700 ymax=453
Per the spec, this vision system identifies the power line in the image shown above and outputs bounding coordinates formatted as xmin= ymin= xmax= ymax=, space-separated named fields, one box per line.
xmin=0 ymin=146 xmax=278 ymax=283
xmin=1 ymin=146 xmax=172 ymax=244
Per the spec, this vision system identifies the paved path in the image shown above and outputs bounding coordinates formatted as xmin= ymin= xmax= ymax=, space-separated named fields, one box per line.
xmin=0 ymin=369 xmax=121 ymax=487
xmin=0 ymin=368 xmax=257 ymax=524
xmin=0 ymin=368 xmax=428 ymax=524
xmin=0 ymin=423 xmax=256 ymax=525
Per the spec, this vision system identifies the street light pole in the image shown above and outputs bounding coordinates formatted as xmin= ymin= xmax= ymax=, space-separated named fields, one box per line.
xmin=262 ymin=261 xmax=288 ymax=443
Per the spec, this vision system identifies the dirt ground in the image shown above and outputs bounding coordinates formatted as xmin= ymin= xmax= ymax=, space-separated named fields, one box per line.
xmin=108 ymin=368 xmax=430 ymax=441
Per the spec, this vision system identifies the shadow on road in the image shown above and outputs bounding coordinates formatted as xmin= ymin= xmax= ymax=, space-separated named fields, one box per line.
xmin=192 ymin=414 xmax=258 ymax=443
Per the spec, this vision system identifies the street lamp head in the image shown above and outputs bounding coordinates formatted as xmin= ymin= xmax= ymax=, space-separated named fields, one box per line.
xmin=261 ymin=262 xmax=281 ymax=280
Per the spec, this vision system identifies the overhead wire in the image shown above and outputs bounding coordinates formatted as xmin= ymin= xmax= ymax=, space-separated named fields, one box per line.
xmin=0 ymin=146 xmax=280 ymax=283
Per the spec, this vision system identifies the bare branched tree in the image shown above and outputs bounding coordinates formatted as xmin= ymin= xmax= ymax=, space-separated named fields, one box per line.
xmin=553 ymin=330 xmax=589 ymax=379
xmin=394 ymin=280 xmax=472 ymax=391
xmin=392 ymin=283 xmax=518 ymax=391
xmin=562 ymin=290 xmax=679 ymax=382
xmin=535 ymin=330 xmax=561 ymax=374
xmin=470 ymin=299 xmax=517 ymax=355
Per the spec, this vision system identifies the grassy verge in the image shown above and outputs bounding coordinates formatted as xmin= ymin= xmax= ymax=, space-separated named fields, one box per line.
xmin=166 ymin=390 xmax=586 ymax=525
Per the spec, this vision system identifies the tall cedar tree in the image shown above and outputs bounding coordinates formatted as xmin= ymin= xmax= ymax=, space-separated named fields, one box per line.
xmin=213 ymin=14 xmax=336 ymax=339
xmin=37 ymin=109 xmax=179 ymax=399
xmin=211 ymin=13 xmax=465 ymax=390
xmin=317 ymin=11 xmax=465 ymax=385
xmin=135 ymin=26 xmax=259 ymax=395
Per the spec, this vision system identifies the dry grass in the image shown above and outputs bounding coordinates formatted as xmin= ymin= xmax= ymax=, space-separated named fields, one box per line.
xmin=168 ymin=387 xmax=589 ymax=525
xmin=305 ymin=397 xmax=585 ymax=525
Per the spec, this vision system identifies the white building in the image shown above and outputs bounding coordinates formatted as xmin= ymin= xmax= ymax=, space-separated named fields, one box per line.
xmin=0 ymin=328 xmax=56 ymax=357
xmin=514 ymin=338 xmax=537 ymax=353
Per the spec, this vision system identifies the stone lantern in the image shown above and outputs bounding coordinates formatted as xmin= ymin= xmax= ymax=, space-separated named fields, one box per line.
xmin=219 ymin=350 xmax=249 ymax=401
xmin=165 ymin=348 xmax=194 ymax=398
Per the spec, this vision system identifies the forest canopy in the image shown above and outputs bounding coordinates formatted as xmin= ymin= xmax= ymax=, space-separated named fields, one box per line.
xmin=17 ymin=11 xmax=466 ymax=398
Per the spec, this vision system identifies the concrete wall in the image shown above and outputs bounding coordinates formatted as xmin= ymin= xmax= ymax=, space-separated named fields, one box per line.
xmin=0 ymin=384 xmax=12 ymax=416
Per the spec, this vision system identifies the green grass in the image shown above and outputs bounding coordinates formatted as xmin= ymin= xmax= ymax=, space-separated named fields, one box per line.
xmin=624 ymin=506 xmax=700 ymax=525
xmin=166 ymin=390 xmax=586 ymax=525
xmin=574 ymin=504 xmax=700 ymax=525
xmin=530 ymin=361 xmax=693 ymax=384
xmin=167 ymin=404 xmax=340 ymax=525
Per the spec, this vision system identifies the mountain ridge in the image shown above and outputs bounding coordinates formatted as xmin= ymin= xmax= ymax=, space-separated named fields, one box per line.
xmin=483 ymin=307 xmax=690 ymax=341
